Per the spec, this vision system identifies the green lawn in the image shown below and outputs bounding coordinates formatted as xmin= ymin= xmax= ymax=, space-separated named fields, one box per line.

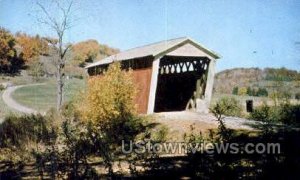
xmin=12 ymin=78 xmax=86 ymax=112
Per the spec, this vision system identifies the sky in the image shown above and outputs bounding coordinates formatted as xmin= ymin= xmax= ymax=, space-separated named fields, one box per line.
xmin=0 ymin=0 xmax=300 ymax=72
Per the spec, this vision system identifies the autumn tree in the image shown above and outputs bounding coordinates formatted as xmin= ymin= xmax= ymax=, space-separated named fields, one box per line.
xmin=99 ymin=44 xmax=119 ymax=59
xmin=15 ymin=32 xmax=48 ymax=64
xmin=0 ymin=27 xmax=21 ymax=74
xmin=72 ymin=40 xmax=119 ymax=67
xmin=238 ymin=87 xmax=247 ymax=96
xmin=72 ymin=40 xmax=100 ymax=67
xmin=78 ymin=62 xmax=147 ymax=174
xmin=79 ymin=62 xmax=137 ymax=123
xmin=36 ymin=0 xmax=76 ymax=111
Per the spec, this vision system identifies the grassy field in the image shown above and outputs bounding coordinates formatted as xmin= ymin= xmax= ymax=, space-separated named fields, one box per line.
xmin=212 ymin=93 xmax=269 ymax=106
xmin=211 ymin=93 xmax=300 ymax=114
xmin=11 ymin=78 xmax=86 ymax=112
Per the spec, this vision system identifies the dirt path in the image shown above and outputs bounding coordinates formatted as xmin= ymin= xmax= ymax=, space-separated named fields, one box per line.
xmin=154 ymin=111 xmax=259 ymax=141
xmin=2 ymin=84 xmax=44 ymax=114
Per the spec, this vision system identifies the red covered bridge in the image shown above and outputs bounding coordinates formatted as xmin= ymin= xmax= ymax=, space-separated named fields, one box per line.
xmin=85 ymin=37 xmax=220 ymax=114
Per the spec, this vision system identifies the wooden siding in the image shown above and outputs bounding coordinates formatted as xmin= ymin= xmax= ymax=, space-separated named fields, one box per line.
xmin=132 ymin=67 xmax=152 ymax=114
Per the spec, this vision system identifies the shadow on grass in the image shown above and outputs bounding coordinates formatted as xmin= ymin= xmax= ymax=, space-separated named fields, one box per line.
xmin=132 ymin=128 xmax=300 ymax=179
xmin=1 ymin=126 xmax=299 ymax=179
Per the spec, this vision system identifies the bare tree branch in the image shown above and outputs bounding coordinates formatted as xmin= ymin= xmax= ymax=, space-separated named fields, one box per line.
xmin=35 ymin=0 xmax=76 ymax=111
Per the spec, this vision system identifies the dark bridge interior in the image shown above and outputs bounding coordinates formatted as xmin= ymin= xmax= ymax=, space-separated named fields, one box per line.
xmin=154 ymin=56 xmax=208 ymax=112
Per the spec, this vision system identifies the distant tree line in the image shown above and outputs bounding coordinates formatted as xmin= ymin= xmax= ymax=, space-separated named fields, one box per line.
xmin=264 ymin=67 xmax=300 ymax=81
xmin=0 ymin=27 xmax=119 ymax=75
xmin=232 ymin=86 xmax=268 ymax=97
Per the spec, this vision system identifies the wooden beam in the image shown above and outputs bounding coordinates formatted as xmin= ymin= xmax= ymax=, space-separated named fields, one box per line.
xmin=147 ymin=57 xmax=161 ymax=114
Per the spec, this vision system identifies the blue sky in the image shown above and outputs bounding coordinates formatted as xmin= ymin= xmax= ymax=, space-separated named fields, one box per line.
xmin=0 ymin=0 xmax=299 ymax=72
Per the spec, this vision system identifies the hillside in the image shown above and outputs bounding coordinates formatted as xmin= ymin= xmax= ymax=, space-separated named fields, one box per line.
xmin=214 ymin=67 xmax=300 ymax=97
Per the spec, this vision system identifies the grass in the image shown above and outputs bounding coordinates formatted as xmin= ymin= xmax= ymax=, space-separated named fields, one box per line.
xmin=11 ymin=78 xmax=86 ymax=112
xmin=212 ymin=93 xmax=300 ymax=107
xmin=0 ymin=74 xmax=50 ymax=85
xmin=1 ymin=74 xmax=51 ymax=120
xmin=211 ymin=93 xmax=270 ymax=107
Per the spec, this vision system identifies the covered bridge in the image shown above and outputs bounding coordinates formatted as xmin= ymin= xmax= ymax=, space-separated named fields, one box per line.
xmin=85 ymin=37 xmax=220 ymax=114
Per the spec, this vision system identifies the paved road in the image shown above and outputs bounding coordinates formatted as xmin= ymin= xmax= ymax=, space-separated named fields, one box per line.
xmin=2 ymin=84 xmax=44 ymax=114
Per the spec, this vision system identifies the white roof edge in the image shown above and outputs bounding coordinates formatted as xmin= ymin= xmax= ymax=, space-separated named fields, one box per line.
xmin=184 ymin=38 xmax=221 ymax=59
xmin=85 ymin=37 xmax=220 ymax=69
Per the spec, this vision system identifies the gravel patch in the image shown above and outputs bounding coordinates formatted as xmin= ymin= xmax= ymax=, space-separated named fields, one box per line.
xmin=153 ymin=111 xmax=259 ymax=141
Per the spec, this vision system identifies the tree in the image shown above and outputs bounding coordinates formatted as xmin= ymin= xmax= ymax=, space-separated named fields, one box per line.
xmin=232 ymin=86 xmax=238 ymax=95
xmin=72 ymin=40 xmax=100 ymax=67
xmin=295 ymin=93 xmax=300 ymax=100
xmin=71 ymin=40 xmax=120 ymax=67
xmin=210 ymin=97 xmax=242 ymax=140
xmin=36 ymin=0 xmax=75 ymax=111
xmin=16 ymin=32 xmax=48 ymax=64
xmin=98 ymin=44 xmax=119 ymax=58
xmin=28 ymin=61 xmax=45 ymax=81
xmin=0 ymin=27 xmax=17 ymax=73
xmin=246 ymin=87 xmax=253 ymax=96
xmin=257 ymin=88 xmax=268 ymax=97
xmin=238 ymin=87 xmax=247 ymax=96
xmin=79 ymin=62 xmax=137 ymax=124
xmin=78 ymin=62 xmax=147 ymax=175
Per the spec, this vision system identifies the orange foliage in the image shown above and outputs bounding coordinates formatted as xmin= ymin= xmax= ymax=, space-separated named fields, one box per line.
xmin=16 ymin=32 xmax=48 ymax=64
xmin=72 ymin=40 xmax=119 ymax=66
xmin=0 ymin=28 xmax=16 ymax=70
xmin=72 ymin=40 xmax=100 ymax=65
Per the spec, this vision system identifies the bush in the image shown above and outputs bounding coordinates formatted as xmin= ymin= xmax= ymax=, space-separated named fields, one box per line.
xmin=0 ymin=114 xmax=50 ymax=148
xmin=0 ymin=84 xmax=5 ymax=91
xmin=79 ymin=62 xmax=137 ymax=124
xmin=250 ymin=103 xmax=276 ymax=122
xmin=279 ymin=104 xmax=300 ymax=125
xmin=238 ymin=87 xmax=247 ymax=96
xmin=77 ymin=62 xmax=148 ymax=174
xmin=256 ymin=88 xmax=268 ymax=97
xmin=295 ymin=93 xmax=300 ymax=100
xmin=232 ymin=86 xmax=238 ymax=95
xmin=250 ymin=103 xmax=300 ymax=126
xmin=211 ymin=97 xmax=243 ymax=117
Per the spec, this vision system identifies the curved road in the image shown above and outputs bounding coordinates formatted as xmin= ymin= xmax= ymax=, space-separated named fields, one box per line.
xmin=2 ymin=84 xmax=45 ymax=114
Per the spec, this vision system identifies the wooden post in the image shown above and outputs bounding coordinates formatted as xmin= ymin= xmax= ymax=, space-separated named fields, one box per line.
xmin=195 ymin=79 xmax=201 ymax=99
xmin=147 ymin=57 xmax=161 ymax=114
xmin=204 ymin=58 xmax=216 ymax=105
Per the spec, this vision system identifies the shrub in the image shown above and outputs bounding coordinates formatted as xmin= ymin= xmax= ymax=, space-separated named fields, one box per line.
xmin=77 ymin=62 xmax=148 ymax=174
xmin=211 ymin=97 xmax=243 ymax=117
xmin=0 ymin=84 xmax=5 ymax=91
xmin=256 ymin=88 xmax=268 ymax=97
xmin=232 ymin=86 xmax=238 ymax=95
xmin=238 ymin=87 xmax=247 ymax=96
xmin=250 ymin=103 xmax=300 ymax=126
xmin=0 ymin=114 xmax=50 ymax=148
xmin=249 ymin=103 xmax=280 ymax=134
xmin=278 ymin=104 xmax=300 ymax=125
xmin=250 ymin=103 xmax=275 ymax=122
xmin=210 ymin=97 xmax=242 ymax=140
xmin=295 ymin=93 xmax=300 ymax=100
xmin=79 ymin=62 xmax=137 ymax=124
xmin=246 ymin=87 xmax=253 ymax=96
